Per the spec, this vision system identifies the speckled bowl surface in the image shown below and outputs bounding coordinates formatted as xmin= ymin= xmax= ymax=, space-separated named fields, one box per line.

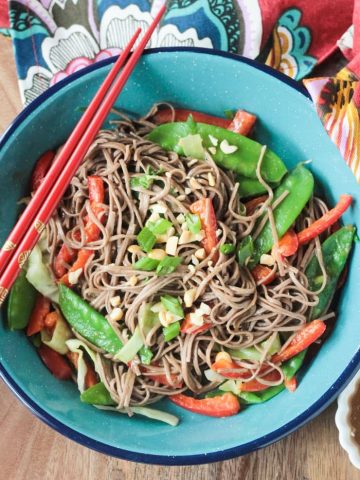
xmin=0 ymin=48 xmax=359 ymax=465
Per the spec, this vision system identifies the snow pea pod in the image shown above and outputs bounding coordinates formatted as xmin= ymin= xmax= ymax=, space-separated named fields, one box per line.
xmin=59 ymin=284 xmax=123 ymax=355
xmin=239 ymin=384 xmax=285 ymax=404
xmin=282 ymin=350 xmax=307 ymax=381
xmin=7 ymin=269 xmax=37 ymax=330
xmin=249 ymin=164 xmax=314 ymax=267
xmin=147 ymin=122 xmax=287 ymax=184
xmin=306 ymin=225 xmax=355 ymax=320
xmin=237 ymin=176 xmax=279 ymax=198
xmin=80 ymin=382 xmax=115 ymax=405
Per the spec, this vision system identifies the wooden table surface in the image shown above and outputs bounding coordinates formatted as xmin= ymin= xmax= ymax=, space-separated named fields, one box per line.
xmin=1 ymin=34 xmax=359 ymax=480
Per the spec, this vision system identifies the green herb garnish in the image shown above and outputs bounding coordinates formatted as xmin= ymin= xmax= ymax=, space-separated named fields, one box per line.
xmin=147 ymin=218 xmax=172 ymax=235
xmin=185 ymin=213 xmax=201 ymax=235
xmin=139 ymin=345 xmax=153 ymax=365
xmin=156 ymin=256 xmax=182 ymax=276
xmin=160 ymin=295 xmax=184 ymax=319
xmin=133 ymin=257 xmax=160 ymax=271
xmin=237 ymin=236 xmax=254 ymax=266
xmin=137 ymin=227 xmax=156 ymax=253
xmin=163 ymin=321 xmax=181 ymax=342
xmin=220 ymin=243 xmax=236 ymax=255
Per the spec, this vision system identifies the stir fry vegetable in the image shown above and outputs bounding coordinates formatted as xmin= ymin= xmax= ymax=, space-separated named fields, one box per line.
xmin=147 ymin=120 xmax=287 ymax=184
xmin=59 ymin=284 xmax=123 ymax=354
xmin=170 ymin=393 xmax=240 ymax=417
xmin=7 ymin=269 xmax=37 ymax=330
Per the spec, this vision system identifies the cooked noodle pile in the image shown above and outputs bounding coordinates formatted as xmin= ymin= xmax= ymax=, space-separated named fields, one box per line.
xmin=45 ymin=106 xmax=332 ymax=409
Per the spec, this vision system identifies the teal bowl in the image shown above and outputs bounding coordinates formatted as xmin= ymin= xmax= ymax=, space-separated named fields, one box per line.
xmin=0 ymin=48 xmax=359 ymax=465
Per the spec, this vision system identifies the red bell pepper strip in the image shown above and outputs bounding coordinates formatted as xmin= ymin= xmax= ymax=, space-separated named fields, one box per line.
xmin=284 ymin=376 xmax=297 ymax=392
xmin=153 ymin=108 xmax=230 ymax=129
xmin=244 ymin=195 xmax=268 ymax=216
xmin=251 ymin=265 xmax=276 ymax=285
xmin=272 ymin=320 xmax=326 ymax=364
xmin=297 ymin=194 xmax=352 ymax=245
xmin=54 ymin=244 xmax=77 ymax=278
xmin=26 ymin=295 xmax=51 ymax=336
xmin=228 ymin=109 xmax=257 ymax=136
xmin=60 ymin=249 xmax=94 ymax=286
xmin=170 ymin=392 xmax=240 ymax=417
xmin=180 ymin=314 xmax=211 ymax=335
xmin=240 ymin=370 xmax=282 ymax=392
xmin=43 ymin=311 xmax=59 ymax=330
xmin=38 ymin=344 xmax=72 ymax=380
xmin=190 ymin=198 xmax=218 ymax=260
xmin=30 ymin=150 xmax=55 ymax=192
xmin=88 ymin=176 xmax=105 ymax=204
xmin=273 ymin=229 xmax=299 ymax=257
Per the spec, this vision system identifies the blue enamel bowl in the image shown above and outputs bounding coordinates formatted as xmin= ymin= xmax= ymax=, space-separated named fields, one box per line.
xmin=0 ymin=48 xmax=359 ymax=465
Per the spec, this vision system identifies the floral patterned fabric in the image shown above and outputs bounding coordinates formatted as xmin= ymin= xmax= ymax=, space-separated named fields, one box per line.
xmin=1 ymin=0 xmax=359 ymax=180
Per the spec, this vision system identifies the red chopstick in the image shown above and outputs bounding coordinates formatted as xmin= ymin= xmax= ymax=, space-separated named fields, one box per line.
xmin=0 ymin=29 xmax=142 ymax=276
xmin=0 ymin=4 xmax=166 ymax=306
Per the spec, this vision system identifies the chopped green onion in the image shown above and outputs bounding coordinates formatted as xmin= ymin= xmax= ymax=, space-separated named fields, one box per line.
xmin=237 ymin=235 xmax=254 ymax=266
xmin=131 ymin=175 xmax=154 ymax=190
xmin=139 ymin=346 xmax=153 ymax=365
xmin=137 ymin=227 xmax=156 ymax=253
xmin=163 ymin=321 xmax=180 ymax=342
xmin=160 ymin=295 xmax=184 ymax=319
xmin=185 ymin=214 xmax=201 ymax=234
xmin=220 ymin=243 xmax=235 ymax=255
xmin=133 ymin=257 xmax=159 ymax=271
xmin=147 ymin=218 xmax=172 ymax=235
xmin=156 ymin=256 xmax=182 ymax=276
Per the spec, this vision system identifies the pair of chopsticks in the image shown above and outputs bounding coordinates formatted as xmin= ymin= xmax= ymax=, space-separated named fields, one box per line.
xmin=0 ymin=4 xmax=166 ymax=306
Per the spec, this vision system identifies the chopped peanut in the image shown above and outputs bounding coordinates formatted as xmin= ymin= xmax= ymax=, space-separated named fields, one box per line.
xmin=109 ymin=308 xmax=123 ymax=322
xmin=148 ymin=249 xmax=167 ymax=261
xmin=110 ymin=296 xmax=121 ymax=307
xmin=184 ymin=288 xmax=197 ymax=308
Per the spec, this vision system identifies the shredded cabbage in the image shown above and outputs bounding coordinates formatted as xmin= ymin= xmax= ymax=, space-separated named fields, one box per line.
xmin=41 ymin=312 xmax=72 ymax=354
xmin=66 ymin=339 xmax=101 ymax=393
xmin=178 ymin=134 xmax=205 ymax=159
xmin=26 ymin=244 xmax=59 ymax=303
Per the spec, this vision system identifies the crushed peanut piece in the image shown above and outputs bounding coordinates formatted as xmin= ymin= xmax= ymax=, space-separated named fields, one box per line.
xmin=129 ymin=275 xmax=138 ymax=286
xmin=110 ymin=296 xmax=121 ymax=307
xmin=220 ymin=139 xmax=238 ymax=154
xmin=184 ymin=288 xmax=197 ymax=308
xmin=109 ymin=308 xmax=123 ymax=322
xmin=208 ymin=172 xmax=216 ymax=186
xmin=195 ymin=248 xmax=206 ymax=260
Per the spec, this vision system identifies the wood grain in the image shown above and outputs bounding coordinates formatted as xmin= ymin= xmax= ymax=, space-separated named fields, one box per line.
xmin=1 ymin=33 xmax=360 ymax=480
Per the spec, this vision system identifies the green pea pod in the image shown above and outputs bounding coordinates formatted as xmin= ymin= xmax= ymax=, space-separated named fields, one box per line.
xmin=306 ymin=225 xmax=355 ymax=320
xmin=250 ymin=164 xmax=314 ymax=266
xmin=147 ymin=122 xmax=287 ymax=184
xmin=239 ymin=384 xmax=285 ymax=404
xmin=7 ymin=269 xmax=37 ymax=330
xmin=237 ymin=175 xmax=279 ymax=198
xmin=80 ymin=382 xmax=116 ymax=406
xmin=59 ymin=284 xmax=123 ymax=355
xmin=282 ymin=350 xmax=307 ymax=381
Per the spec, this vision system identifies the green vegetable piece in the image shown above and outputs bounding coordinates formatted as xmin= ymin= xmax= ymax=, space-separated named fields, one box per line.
xmin=156 ymin=256 xmax=182 ymax=276
xmin=186 ymin=214 xmax=201 ymax=235
xmin=219 ymin=243 xmax=236 ymax=255
xmin=7 ymin=269 xmax=37 ymax=330
xmin=137 ymin=227 xmax=157 ymax=253
xmin=237 ymin=236 xmax=254 ymax=266
xmin=163 ymin=321 xmax=180 ymax=342
xmin=148 ymin=218 xmax=173 ymax=235
xmin=26 ymin=244 xmax=59 ymax=303
xmin=147 ymin=122 xmax=287 ymax=184
xmin=114 ymin=303 xmax=160 ymax=363
xmin=80 ymin=382 xmax=116 ymax=406
xmin=239 ymin=384 xmax=285 ymax=404
xmin=30 ymin=333 xmax=42 ymax=348
xmin=115 ymin=326 xmax=143 ymax=363
xmin=139 ymin=345 xmax=153 ymax=365
xmin=178 ymin=133 xmax=205 ymax=159
xmin=250 ymin=165 xmax=314 ymax=266
xmin=305 ymin=225 xmax=355 ymax=319
xmin=282 ymin=350 xmax=307 ymax=381
xmin=133 ymin=257 xmax=160 ymax=271
xmin=230 ymin=334 xmax=281 ymax=362
xmin=160 ymin=295 xmax=184 ymax=319
xmin=59 ymin=284 xmax=123 ymax=355
xmin=131 ymin=175 xmax=154 ymax=190
xmin=205 ymin=389 xmax=224 ymax=399
xmin=237 ymin=175 xmax=279 ymax=199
